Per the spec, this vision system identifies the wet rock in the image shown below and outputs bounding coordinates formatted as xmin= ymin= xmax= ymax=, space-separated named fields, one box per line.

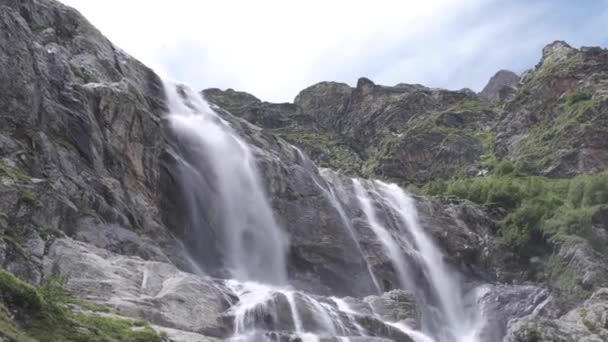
xmin=364 ymin=290 xmax=418 ymax=325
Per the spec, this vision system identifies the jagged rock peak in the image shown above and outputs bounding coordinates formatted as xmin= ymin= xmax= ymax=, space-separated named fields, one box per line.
xmin=542 ymin=40 xmax=574 ymax=59
xmin=356 ymin=76 xmax=375 ymax=88
xmin=356 ymin=77 xmax=376 ymax=96
xmin=538 ymin=40 xmax=577 ymax=67
xmin=479 ymin=69 xmax=519 ymax=101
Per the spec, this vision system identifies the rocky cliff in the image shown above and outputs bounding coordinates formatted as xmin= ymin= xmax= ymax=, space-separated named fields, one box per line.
xmin=0 ymin=0 xmax=607 ymax=341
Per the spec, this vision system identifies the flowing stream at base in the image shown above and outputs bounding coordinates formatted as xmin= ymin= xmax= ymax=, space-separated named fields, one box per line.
xmin=164 ymin=82 xmax=484 ymax=342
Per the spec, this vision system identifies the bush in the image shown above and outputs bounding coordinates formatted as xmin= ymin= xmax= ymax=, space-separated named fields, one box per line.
xmin=495 ymin=161 xmax=515 ymax=176
xmin=421 ymin=170 xmax=608 ymax=263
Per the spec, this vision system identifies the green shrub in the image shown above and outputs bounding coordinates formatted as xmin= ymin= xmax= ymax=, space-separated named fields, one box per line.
xmin=421 ymin=171 xmax=608 ymax=265
xmin=495 ymin=161 xmax=515 ymax=176
xmin=565 ymin=91 xmax=592 ymax=106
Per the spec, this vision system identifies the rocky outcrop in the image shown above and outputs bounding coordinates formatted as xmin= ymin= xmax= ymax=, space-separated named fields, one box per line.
xmin=205 ymin=78 xmax=489 ymax=183
xmin=42 ymin=237 xmax=420 ymax=341
xmin=495 ymin=42 xmax=608 ymax=177
xmin=43 ymin=238 xmax=232 ymax=338
xmin=504 ymin=288 xmax=608 ymax=341
xmin=0 ymin=0 xmax=186 ymax=285
xmin=479 ymin=70 xmax=519 ymax=102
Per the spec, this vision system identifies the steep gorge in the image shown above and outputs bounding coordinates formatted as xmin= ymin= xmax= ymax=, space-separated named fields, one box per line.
xmin=1 ymin=0 xmax=608 ymax=341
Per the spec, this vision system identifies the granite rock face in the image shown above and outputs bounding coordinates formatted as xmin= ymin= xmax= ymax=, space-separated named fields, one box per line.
xmin=0 ymin=0 xmax=184 ymax=285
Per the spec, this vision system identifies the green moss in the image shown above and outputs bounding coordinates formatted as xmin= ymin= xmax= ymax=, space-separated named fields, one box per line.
xmin=0 ymin=270 xmax=164 ymax=342
xmin=0 ymin=163 xmax=30 ymax=183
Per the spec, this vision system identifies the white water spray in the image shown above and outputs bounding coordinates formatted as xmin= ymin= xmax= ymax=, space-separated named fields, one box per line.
xmin=352 ymin=179 xmax=412 ymax=288
xmin=164 ymin=82 xmax=288 ymax=285
xmin=164 ymin=82 xmax=483 ymax=342
xmin=377 ymin=181 xmax=483 ymax=342
xmin=353 ymin=179 xmax=483 ymax=342
xmin=315 ymin=168 xmax=382 ymax=294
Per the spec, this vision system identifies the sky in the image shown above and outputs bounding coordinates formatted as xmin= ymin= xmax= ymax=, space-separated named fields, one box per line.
xmin=59 ymin=0 xmax=608 ymax=102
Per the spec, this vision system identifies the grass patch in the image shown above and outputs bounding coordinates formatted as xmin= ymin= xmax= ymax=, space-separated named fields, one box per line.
xmin=476 ymin=129 xmax=497 ymax=167
xmin=565 ymin=91 xmax=592 ymax=106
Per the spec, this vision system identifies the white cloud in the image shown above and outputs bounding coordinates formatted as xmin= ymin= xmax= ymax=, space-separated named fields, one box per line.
xmin=59 ymin=0 xmax=608 ymax=102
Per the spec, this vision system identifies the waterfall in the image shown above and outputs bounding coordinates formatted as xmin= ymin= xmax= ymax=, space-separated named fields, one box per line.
xmin=352 ymin=178 xmax=483 ymax=342
xmin=163 ymin=81 xmax=483 ymax=342
xmin=352 ymin=179 xmax=413 ymax=288
xmin=164 ymin=82 xmax=288 ymax=285
xmin=377 ymin=181 xmax=482 ymax=342
xmin=313 ymin=167 xmax=383 ymax=294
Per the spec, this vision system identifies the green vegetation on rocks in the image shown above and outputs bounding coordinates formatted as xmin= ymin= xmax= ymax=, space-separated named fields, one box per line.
xmin=513 ymin=92 xmax=602 ymax=173
xmin=280 ymin=131 xmax=362 ymax=173
xmin=420 ymin=171 xmax=608 ymax=297
xmin=0 ymin=270 xmax=164 ymax=342
xmin=0 ymin=163 xmax=30 ymax=183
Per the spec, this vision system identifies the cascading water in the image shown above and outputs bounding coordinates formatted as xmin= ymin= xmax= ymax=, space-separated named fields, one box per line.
xmin=164 ymin=81 xmax=484 ymax=341
xmin=352 ymin=178 xmax=484 ymax=342
xmin=164 ymin=82 xmax=288 ymax=285
xmin=311 ymin=167 xmax=383 ymax=295
xmin=378 ymin=181 xmax=483 ymax=342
